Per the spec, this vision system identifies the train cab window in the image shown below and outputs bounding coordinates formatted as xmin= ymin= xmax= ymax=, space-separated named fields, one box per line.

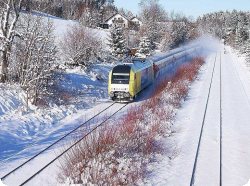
xmin=111 ymin=65 xmax=131 ymax=84
xmin=111 ymin=73 xmax=130 ymax=84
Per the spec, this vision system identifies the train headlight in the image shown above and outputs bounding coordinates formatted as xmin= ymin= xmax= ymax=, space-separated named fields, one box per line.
xmin=110 ymin=91 xmax=114 ymax=97
xmin=124 ymin=92 xmax=130 ymax=97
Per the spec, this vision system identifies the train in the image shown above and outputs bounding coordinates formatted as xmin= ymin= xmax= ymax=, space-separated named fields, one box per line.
xmin=108 ymin=58 xmax=155 ymax=101
xmin=108 ymin=46 xmax=198 ymax=101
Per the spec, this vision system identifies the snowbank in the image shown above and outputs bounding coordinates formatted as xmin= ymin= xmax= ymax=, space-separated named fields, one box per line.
xmin=0 ymin=84 xmax=26 ymax=116
xmin=244 ymin=179 xmax=250 ymax=186
xmin=0 ymin=180 xmax=6 ymax=186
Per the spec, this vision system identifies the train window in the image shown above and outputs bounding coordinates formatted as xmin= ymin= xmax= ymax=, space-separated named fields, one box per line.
xmin=111 ymin=65 xmax=131 ymax=84
xmin=111 ymin=73 xmax=130 ymax=84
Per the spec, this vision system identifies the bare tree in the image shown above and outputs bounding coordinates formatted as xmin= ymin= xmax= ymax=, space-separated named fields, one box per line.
xmin=79 ymin=7 xmax=100 ymax=28
xmin=0 ymin=0 xmax=22 ymax=82
xmin=9 ymin=14 xmax=57 ymax=106
xmin=139 ymin=0 xmax=167 ymax=23
xmin=61 ymin=25 xmax=102 ymax=68
xmin=139 ymin=0 xmax=168 ymax=49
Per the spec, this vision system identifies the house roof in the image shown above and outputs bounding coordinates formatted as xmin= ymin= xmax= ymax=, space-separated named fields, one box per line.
xmin=105 ymin=13 xmax=129 ymax=22
xmin=131 ymin=16 xmax=142 ymax=22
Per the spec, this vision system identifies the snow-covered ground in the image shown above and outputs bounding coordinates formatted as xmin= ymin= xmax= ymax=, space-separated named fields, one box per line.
xmin=1 ymin=11 xmax=250 ymax=185
xmin=0 ymin=47 xmax=198 ymax=186
xmin=0 ymin=12 xmax=112 ymax=162
xmin=0 ymin=48 xmax=202 ymax=186
xmin=0 ymin=12 xmax=193 ymax=185
xmin=148 ymin=44 xmax=250 ymax=185
xmin=0 ymin=64 xmax=113 ymax=160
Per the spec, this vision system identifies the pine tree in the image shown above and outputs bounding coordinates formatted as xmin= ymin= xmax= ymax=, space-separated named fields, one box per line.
xmin=245 ymin=36 xmax=250 ymax=66
xmin=235 ymin=28 xmax=242 ymax=51
xmin=136 ymin=37 xmax=151 ymax=57
xmin=109 ymin=25 xmax=126 ymax=59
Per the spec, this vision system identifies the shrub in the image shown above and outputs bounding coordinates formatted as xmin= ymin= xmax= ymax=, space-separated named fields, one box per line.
xmin=58 ymin=57 xmax=205 ymax=185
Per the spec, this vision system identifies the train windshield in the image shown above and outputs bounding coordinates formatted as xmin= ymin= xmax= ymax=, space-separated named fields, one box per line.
xmin=111 ymin=65 xmax=131 ymax=84
xmin=111 ymin=73 xmax=130 ymax=84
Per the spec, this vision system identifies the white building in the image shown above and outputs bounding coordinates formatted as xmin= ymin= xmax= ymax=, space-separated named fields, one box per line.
xmin=105 ymin=13 xmax=129 ymax=29
xmin=131 ymin=17 xmax=143 ymax=27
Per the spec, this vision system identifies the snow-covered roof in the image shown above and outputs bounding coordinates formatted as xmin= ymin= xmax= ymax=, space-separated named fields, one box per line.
xmin=105 ymin=13 xmax=129 ymax=23
xmin=131 ymin=16 xmax=142 ymax=22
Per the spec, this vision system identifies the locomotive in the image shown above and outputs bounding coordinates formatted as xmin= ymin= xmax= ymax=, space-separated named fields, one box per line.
xmin=108 ymin=58 xmax=154 ymax=101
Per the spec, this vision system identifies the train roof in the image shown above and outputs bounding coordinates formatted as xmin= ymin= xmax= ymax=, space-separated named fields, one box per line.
xmin=112 ymin=65 xmax=131 ymax=74
xmin=131 ymin=58 xmax=153 ymax=72
xmin=113 ymin=58 xmax=153 ymax=72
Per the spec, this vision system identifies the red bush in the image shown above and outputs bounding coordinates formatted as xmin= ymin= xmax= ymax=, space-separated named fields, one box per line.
xmin=58 ymin=57 xmax=205 ymax=185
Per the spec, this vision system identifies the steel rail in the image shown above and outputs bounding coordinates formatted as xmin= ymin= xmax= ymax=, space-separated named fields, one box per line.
xmin=19 ymin=103 xmax=128 ymax=186
xmin=1 ymin=102 xmax=116 ymax=181
xmin=190 ymin=54 xmax=217 ymax=186
xmin=219 ymin=52 xmax=223 ymax=186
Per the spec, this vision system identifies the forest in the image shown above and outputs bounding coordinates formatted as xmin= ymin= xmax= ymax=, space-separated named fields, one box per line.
xmin=0 ymin=0 xmax=250 ymax=106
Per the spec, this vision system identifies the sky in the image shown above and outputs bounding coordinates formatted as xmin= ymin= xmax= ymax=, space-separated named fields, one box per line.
xmin=114 ymin=0 xmax=250 ymax=19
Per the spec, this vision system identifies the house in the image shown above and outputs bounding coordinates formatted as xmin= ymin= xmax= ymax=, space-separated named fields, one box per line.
xmin=100 ymin=13 xmax=143 ymax=30
xmin=130 ymin=17 xmax=143 ymax=27
xmin=105 ymin=13 xmax=129 ymax=29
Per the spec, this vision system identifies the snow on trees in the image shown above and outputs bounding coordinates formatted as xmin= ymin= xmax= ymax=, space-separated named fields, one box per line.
xmin=235 ymin=28 xmax=243 ymax=51
xmin=19 ymin=0 xmax=117 ymax=23
xmin=109 ymin=24 xmax=126 ymax=59
xmin=197 ymin=10 xmax=250 ymax=66
xmin=161 ymin=19 xmax=191 ymax=51
xmin=9 ymin=14 xmax=57 ymax=105
xmin=139 ymin=0 xmax=168 ymax=49
xmin=160 ymin=31 xmax=173 ymax=52
xmin=0 ymin=1 xmax=58 ymax=106
xmin=79 ymin=8 xmax=100 ymax=28
xmin=61 ymin=25 xmax=102 ymax=68
xmin=172 ymin=21 xmax=188 ymax=47
xmin=0 ymin=0 xmax=22 ymax=83
xmin=197 ymin=10 xmax=250 ymax=51
xmin=136 ymin=37 xmax=151 ymax=57
xmin=245 ymin=40 xmax=250 ymax=64
xmin=245 ymin=31 xmax=250 ymax=65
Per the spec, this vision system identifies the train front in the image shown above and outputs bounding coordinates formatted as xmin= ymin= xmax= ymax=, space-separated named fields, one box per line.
xmin=108 ymin=65 xmax=133 ymax=101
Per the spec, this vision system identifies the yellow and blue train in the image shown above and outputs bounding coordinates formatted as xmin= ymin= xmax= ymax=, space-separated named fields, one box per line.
xmin=108 ymin=58 xmax=154 ymax=101
xmin=108 ymin=46 xmax=198 ymax=101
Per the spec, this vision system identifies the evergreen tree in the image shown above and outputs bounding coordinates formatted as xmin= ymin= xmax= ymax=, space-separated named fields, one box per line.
xmin=146 ymin=21 xmax=159 ymax=49
xmin=136 ymin=37 xmax=151 ymax=57
xmin=109 ymin=25 xmax=126 ymax=58
xmin=245 ymin=33 xmax=250 ymax=65
xmin=235 ymin=28 xmax=242 ymax=51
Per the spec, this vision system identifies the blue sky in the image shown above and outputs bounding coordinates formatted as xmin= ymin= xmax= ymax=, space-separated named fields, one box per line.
xmin=114 ymin=0 xmax=250 ymax=19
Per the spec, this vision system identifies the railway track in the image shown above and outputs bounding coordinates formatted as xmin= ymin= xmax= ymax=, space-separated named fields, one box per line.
xmin=0 ymin=102 xmax=116 ymax=166
xmin=1 ymin=102 xmax=128 ymax=186
xmin=0 ymin=46 xmax=201 ymax=185
xmin=219 ymin=52 xmax=222 ymax=186
xmin=190 ymin=53 xmax=223 ymax=186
